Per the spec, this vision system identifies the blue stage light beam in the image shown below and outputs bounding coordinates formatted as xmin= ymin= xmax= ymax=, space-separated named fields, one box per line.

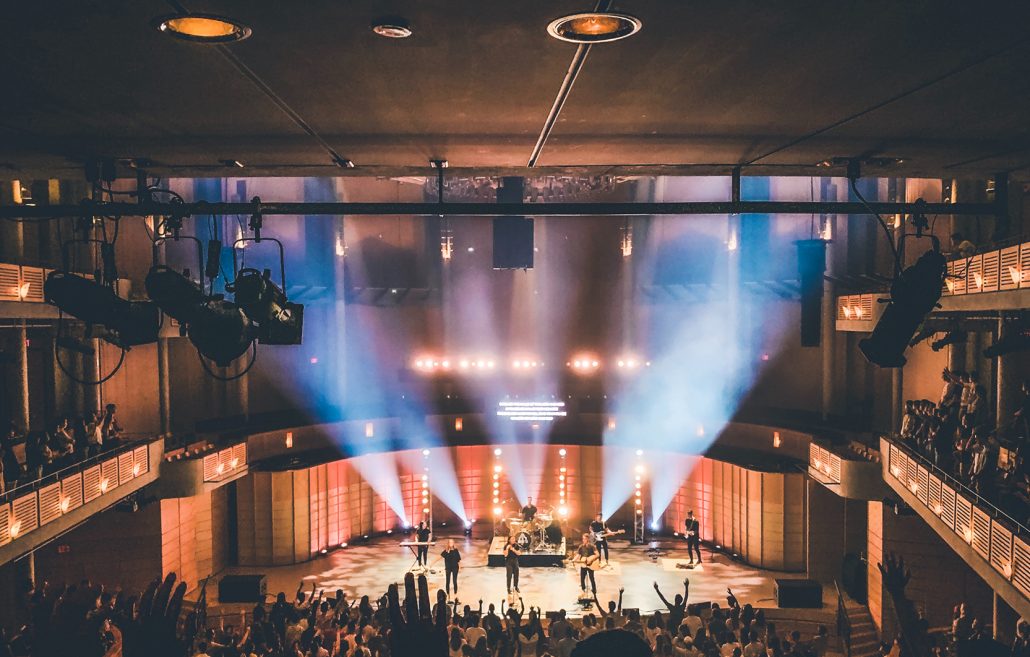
xmin=398 ymin=446 xmax=468 ymax=525
xmin=350 ymin=451 xmax=408 ymax=526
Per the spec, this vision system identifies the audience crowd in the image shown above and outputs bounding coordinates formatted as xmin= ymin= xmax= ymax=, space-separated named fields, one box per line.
xmin=0 ymin=403 xmax=124 ymax=495
xmin=1 ymin=572 xmax=835 ymax=657
xmin=899 ymin=369 xmax=1030 ymax=524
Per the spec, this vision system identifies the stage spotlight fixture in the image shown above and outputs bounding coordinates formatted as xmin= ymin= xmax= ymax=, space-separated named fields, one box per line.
xmin=145 ymin=266 xmax=255 ymax=366
xmin=908 ymin=325 xmax=938 ymax=347
xmin=984 ymin=324 xmax=1030 ymax=358
xmin=859 ymin=248 xmax=947 ymax=367
xmin=931 ymin=330 xmax=967 ymax=352
xmin=186 ymin=298 xmax=255 ymax=366
xmin=229 ymin=268 xmax=304 ymax=345
xmin=44 ymin=271 xmax=158 ymax=347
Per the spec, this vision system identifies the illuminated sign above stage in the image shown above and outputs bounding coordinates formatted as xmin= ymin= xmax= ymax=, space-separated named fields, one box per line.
xmin=496 ymin=401 xmax=567 ymax=422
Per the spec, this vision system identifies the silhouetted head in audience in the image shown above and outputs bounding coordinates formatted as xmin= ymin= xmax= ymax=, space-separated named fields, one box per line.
xmin=571 ymin=630 xmax=651 ymax=657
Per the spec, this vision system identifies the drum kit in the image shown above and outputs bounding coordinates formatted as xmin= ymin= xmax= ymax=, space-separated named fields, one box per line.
xmin=503 ymin=508 xmax=564 ymax=552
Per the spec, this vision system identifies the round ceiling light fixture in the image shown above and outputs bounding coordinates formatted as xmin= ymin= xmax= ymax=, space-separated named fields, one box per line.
xmin=546 ymin=12 xmax=642 ymax=44
xmin=153 ymin=14 xmax=252 ymax=43
xmin=371 ymin=17 xmax=413 ymax=39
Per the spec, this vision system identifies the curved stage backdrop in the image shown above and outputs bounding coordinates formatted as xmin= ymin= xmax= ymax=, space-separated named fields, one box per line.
xmin=236 ymin=443 xmax=806 ymax=571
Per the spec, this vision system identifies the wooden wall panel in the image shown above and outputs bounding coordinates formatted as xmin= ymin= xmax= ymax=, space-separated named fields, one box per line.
xmin=234 ymin=446 xmax=807 ymax=570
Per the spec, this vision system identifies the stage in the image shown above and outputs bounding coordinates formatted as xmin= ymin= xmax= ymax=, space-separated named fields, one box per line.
xmin=192 ymin=532 xmax=839 ymax=621
xmin=486 ymin=536 xmax=566 ymax=567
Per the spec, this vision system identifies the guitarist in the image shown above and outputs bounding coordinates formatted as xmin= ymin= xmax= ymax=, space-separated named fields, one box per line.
xmin=589 ymin=512 xmax=611 ymax=566
xmin=575 ymin=533 xmax=599 ymax=594
xmin=684 ymin=509 xmax=701 ymax=564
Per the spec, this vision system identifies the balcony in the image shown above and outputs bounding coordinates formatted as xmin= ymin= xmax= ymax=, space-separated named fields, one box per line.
xmin=152 ymin=441 xmax=249 ymax=498
xmin=881 ymin=435 xmax=1030 ymax=619
xmin=0 ymin=437 xmax=164 ymax=566
xmin=808 ymin=441 xmax=888 ymax=500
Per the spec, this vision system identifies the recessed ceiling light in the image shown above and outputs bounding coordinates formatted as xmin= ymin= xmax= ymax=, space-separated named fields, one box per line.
xmin=371 ymin=17 xmax=412 ymax=39
xmin=547 ymin=12 xmax=642 ymax=44
xmin=154 ymin=14 xmax=252 ymax=44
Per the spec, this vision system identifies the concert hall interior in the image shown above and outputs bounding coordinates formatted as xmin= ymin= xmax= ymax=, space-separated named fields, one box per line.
xmin=2 ymin=3 xmax=1030 ymax=657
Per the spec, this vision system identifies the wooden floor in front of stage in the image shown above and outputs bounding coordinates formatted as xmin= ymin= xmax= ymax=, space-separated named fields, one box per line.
xmin=197 ymin=533 xmax=837 ymax=620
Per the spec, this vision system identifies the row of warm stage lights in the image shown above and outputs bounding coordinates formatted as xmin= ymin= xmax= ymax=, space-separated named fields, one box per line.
xmin=490 ymin=447 xmax=575 ymax=519
xmin=412 ymin=355 xmax=651 ymax=373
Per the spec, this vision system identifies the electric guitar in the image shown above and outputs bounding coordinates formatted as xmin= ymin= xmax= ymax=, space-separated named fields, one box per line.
xmin=590 ymin=528 xmax=625 ymax=543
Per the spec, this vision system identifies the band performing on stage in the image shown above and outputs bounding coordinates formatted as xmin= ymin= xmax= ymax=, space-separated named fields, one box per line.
xmin=394 ymin=498 xmax=706 ymax=604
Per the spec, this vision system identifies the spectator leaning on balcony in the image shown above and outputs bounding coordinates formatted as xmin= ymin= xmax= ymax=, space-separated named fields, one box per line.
xmin=48 ymin=418 xmax=76 ymax=465
xmin=101 ymin=404 xmax=123 ymax=447
xmin=24 ymin=431 xmax=53 ymax=479
xmin=941 ymin=368 xmax=964 ymax=410
xmin=86 ymin=410 xmax=104 ymax=455
xmin=950 ymin=232 xmax=977 ymax=259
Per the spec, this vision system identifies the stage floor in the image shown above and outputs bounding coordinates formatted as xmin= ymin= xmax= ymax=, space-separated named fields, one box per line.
xmin=195 ymin=534 xmax=838 ymax=620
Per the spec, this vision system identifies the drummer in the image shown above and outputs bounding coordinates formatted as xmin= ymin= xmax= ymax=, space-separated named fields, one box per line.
xmin=521 ymin=497 xmax=538 ymax=522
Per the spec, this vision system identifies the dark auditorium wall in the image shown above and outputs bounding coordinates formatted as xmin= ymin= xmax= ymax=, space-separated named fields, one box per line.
xmin=806 ymin=481 xmax=866 ymax=585
xmin=33 ymin=503 xmax=164 ymax=595
xmin=867 ymin=500 xmax=994 ymax=638
xmin=31 ymin=487 xmax=232 ymax=596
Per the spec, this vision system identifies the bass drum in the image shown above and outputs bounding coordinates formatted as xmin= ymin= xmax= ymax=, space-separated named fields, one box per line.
xmin=544 ymin=523 xmax=564 ymax=546
xmin=515 ymin=530 xmax=533 ymax=550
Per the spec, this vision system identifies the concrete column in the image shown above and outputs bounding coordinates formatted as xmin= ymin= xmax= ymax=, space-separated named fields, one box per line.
xmin=84 ymin=341 xmax=102 ymax=412
xmin=152 ymin=240 xmax=171 ymax=436
xmin=891 ymin=368 xmax=904 ymax=432
xmin=236 ymin=353 xmax=249 ymax=422
xmin=997 ymin=318 xmax=1016 ymax=424
xmin=821 ymin=216 xmax=836 ymax=420
xmin=157 ymin=338 xmax=171 ymax=435
xmin=15 ymin=321 xmax=29 ymax=432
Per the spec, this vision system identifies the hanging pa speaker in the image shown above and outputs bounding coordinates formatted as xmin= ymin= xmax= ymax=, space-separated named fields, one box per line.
xmin=493 ymin=177 xmax=533 ymax=270
xmin=797 ymin=239 xmax=827 ymax=347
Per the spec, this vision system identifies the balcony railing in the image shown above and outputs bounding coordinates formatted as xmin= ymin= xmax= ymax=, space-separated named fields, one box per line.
xmin=0 ymin=262 xmax=50 ymax=303
xmin=836 ymin=236 xmax=1030 ymax=321
xmin=0 ymin=437 xmax=158 ymax=548
xmin=941 ymin=240 xmax=1030 ymax=296
xmin=882 ymin=435 xmax=1030 ymax=601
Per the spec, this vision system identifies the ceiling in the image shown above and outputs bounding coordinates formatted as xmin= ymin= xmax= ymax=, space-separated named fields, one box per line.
xmin=2 ymin=0 xmax=1030 ymax=180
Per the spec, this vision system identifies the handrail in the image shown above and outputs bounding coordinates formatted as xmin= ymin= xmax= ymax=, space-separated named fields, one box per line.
xmin=883 ymin=433 xmax=1030 ymax=538
xmin=834 ymin=580 xmax=852 ymax=657
xmin=0 ymin=434 xmax=156 ymax=505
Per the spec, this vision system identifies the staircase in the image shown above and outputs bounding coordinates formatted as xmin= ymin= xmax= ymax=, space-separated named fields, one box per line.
xmin=844 ymin=602 xmax=880 ymax=657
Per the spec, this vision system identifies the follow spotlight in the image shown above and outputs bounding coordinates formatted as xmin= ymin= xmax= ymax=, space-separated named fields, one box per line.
xmin=145 ymin=266 xmax=255 ymax=366
xmin=44 ymin=271 xmax=158 ymax=347
xmin=229 ymin=267 xmax=304 ymax=345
